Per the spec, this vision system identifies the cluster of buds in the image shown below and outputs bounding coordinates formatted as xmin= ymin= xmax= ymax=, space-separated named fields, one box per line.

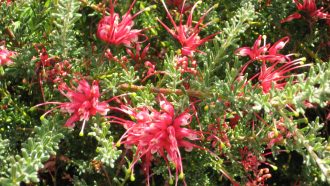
xmin=34 ymin=46 xmax=71 ymax=83
xmin=246 ymin=168 xmax=272 ymax=186
xmin=0 ymin=47 xmax=16 ymax=66
xmin=47 ymin=60 xmax=71 ymax=83
xmin=175 ymin=56 xmax=197 ymax=74
xmin=109 ymin=95 xmax=200 ymax=186
xmin=105 ymin=49 xmax=130 ymax=70
xmin=240 ymin=147 xmax=260 ymax=173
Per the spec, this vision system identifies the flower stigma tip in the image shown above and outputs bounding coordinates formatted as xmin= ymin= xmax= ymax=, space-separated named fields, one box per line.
xmin=79 ymin=120 xmax=87 ymax=137
xmin=169 ymin=177 xmax=174 ymax=185
xmin=40 ymin=115 xmax=45 ymax=121
xmin=179 ymin=172 xmax=184 ymax=180
xmin=262 ymin=35 xmax=267 ymax=46
xmin=130 ymin=173 xmax=135 ymax=181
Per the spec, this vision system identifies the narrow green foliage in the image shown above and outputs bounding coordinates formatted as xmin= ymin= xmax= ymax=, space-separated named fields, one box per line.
xmin=212 ymin=2 xmax=257 ymax=71
xmin=88 ymin=123 xmax=121 ymax=168
xmin=0 ymin=119 xmax=64 ymax=185
xmin=51 ymin=0 xmax=82 ymax=57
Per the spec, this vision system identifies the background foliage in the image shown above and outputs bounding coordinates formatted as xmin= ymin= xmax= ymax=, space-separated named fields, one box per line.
xmin=0 ymin=0 xmax=329 ymax=185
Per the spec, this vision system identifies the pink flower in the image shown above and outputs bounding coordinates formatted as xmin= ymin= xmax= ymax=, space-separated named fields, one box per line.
xmin=236 ymin=36 xmax=293 ymax=75
xmin=109 ymin=95 xmax=200 ymax=185
xmin=281 ymin=0 xmax=330 ymax=23
xmin=235 ymin=35 xmax=270 ymax=61
xmin=38 ymin=79 xmax=109 ymax=135
xmin=158 ymin=1 xmax=220 ymax=56
xmin=235 ymin=35 xmax=290 ymax=63
xmin=258 ymin=58 xmax=308 ymax=93
xmin=0 ymin=48 xmax=16 ymax=66
xmin=97 ymin=0 xmax=149 ymax=46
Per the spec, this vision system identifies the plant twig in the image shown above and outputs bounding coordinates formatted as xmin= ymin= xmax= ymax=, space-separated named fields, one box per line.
xmin=78 ymin=0 xmax=105 ymax=13
xmin=117 ymin=83 xmax=211 ymax=98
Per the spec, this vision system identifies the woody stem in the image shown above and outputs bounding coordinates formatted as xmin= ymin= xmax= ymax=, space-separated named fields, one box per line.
xmin=78 ymin=0 xmax=104 ymax=13
xmin=117 ymin=83 xmax=210 ymax=98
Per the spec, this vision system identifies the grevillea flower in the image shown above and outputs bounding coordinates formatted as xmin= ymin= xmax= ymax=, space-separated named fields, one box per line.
xmin=235 ymin=35 xmax=270 ymax=61
xmin=97 ymin=0 xmax=151 ymax=46
xmin=258 ymin=58 xmax=308 ymax=93
xmin=158 ymin=1 xmax=220 ymax=56
xmin=109 ymin=95 xmax=200 ymax=185
xmin=281 ymin=0 xmax=330 ymax=23
xmin=235 ymin=35 xmax=291 ymax=63
xmin=0 ymin=47 xmax=16 ymax=66
xmin=236 ymin=36 xmax=294 ymax=75
xmin=38 ymin=79 xmax=109 ymax=135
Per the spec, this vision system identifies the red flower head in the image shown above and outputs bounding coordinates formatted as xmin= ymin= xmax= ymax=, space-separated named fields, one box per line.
xmin=0 ymin=47 xmax=16 ymax=66
xmin=235 ymin=35 xmax=270 ymax=61
xmin=158 ymin=1 xmax=220 ymax=56
xmin=258 ymin=58 xmax=308 ymax=93
xmin=110 ymin=95 xmax=200 ymax=185
xmin=97 ymin=0 xmax=151 ymax=46
xmin=281 ymin=0 xmax=330 ymax=23
xmin=236 ymin=36 xmax=293 ymax=75
xmin=38 ymin=79 xmax=109 ymax=135
xmin=235 ymin=35 xmax=291 ymax=63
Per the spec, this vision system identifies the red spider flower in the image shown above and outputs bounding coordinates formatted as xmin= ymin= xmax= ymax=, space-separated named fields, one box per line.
xmin=258 ymin=58 xmax=308 ymax=93
xmin=38 ymin=79 xmax=109 ymax=135
xmin=236 ymin=36 xmax=293 ymax=75
xmin=109 ymin=95 xmax=200 ymax=186
xmin=235 ymin=35 xmax=270 ymax=61
xmin=0 ymin=47 xmax=16 ymax=66
xmin=158 ymin=1 xmax=220 ymax=56
xmin=97 ymin=0 xmax=151 ymax=46
xmin=281 ymin=0 xmax=330 ymax=23
xmin=235 ymin=35 xmax=291 ymax=63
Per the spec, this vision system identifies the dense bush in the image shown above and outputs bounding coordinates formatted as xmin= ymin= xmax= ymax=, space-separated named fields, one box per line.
xmin=0 ymin=0 xmax=329 ymax=185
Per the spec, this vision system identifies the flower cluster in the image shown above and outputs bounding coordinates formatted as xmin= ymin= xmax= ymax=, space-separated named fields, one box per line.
xmin=0 ymin=47 xmax=16 ymax=66
xmin=39 ymin=79 xmax=109 ymax=135
xmin=58 ymin=80 xmax=108 ymax=129
xmin=158 ymin=1 xmax=220 ymax=57
xmin=236 ymin=35 xmax=308 ymax=93
xmin=97 ymin=0 xmax=150 ymax=47
xmin=34 ymin=46 xmax=71 ymax=83
xmin=281 ymin=0 xmax=330 ymax=24
xmin=110 ymin=95 xmax=200 ymax=185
